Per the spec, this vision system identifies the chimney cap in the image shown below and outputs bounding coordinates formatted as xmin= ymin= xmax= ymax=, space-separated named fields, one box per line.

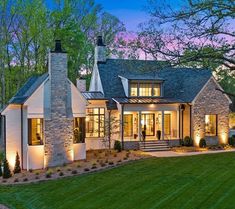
xmin=97 ymin=36 xmax=105 ymax=46
xmin=51 ymin=40 xmax=66 ymax=53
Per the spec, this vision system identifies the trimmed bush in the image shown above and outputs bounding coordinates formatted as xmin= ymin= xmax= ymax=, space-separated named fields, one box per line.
xmin=13 ymin=152 xmax=21 ymax=174
xmin=183 ymin=136 xmax=193 ymax=147
xmin=3 ymin=158 xmax=12 ymax=179
xmin=199 ymin=138 xmax=207 ymax=148
xmin=0 ymin=162 xmax=2 ymax=177
xmin=114 ymin=140 xmax=122 ymax=152
xmin=229 ymin=136 xmax=235 ymax=146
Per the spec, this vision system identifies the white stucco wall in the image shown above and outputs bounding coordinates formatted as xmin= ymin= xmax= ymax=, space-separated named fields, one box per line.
xmin=4 ymin=105 xmax=22 ymax=170
xmin=70 ymin=82 xmax=86 ymax=117
xmin=27 ymin=145 xmax=44 ymax=170
xmin=73 ymin=143 xmax=86 ymax=160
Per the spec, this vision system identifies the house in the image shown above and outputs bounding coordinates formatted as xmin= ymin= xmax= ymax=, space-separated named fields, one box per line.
xmin=0 ymin=37 xmax=232 ymax=170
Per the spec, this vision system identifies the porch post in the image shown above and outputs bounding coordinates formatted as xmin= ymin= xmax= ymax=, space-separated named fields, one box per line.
xmin=161 ymin=110 xmax=164 ymax=140
xmin=138 ymin=111 xmax=142 ymax=141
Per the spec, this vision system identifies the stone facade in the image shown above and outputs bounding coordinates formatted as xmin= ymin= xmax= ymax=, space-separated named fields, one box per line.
xmin=76 ymin=79 xmax=86 ymax=92
xmin=192 ymin=77 xmax=230 ymax=146
xmin=44 ymin=52 xmax=74 ymax=167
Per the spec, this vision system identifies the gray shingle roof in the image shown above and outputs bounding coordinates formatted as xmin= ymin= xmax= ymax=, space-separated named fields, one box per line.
xmin=9 ymin=73 xmax=48 ymax=104
xmin=97 ymin=59 xmax=212 ymax=108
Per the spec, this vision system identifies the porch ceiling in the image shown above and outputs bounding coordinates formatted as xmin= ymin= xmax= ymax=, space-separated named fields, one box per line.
xmin=112 ymin=97 xmax=186 ymax=104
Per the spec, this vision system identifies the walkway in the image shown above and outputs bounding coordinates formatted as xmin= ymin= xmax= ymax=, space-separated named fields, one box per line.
xmin=147 ymin=149 xmax=235 ymax=157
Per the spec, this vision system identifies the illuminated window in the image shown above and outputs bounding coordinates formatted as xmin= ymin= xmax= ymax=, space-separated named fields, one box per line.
xmin=130 ymin=83 xmax=138 ymax=96
xmin=86 ymin=108 xmax=105 ymax=137
xmin=139 ymin=83 xmax=152 ymax=96
xmin=124 ymin=114 xmax=133 ymax=137
xmin=153 ymin=83 xmax=161 ymax=96
xmin=164 ymin=114 xmax=171 ymax=135
xmin=205 ymin=115 xmax=217 ymax=136
xmin=74 ymin=118 xmax=85 ymax=143
xmin=28 ymin=118 xmax=44 ymax=145
xmin=129 ymin=82 xmax=161 ymax=97
xmin=141 ymin=114 xmax=155 ymax=136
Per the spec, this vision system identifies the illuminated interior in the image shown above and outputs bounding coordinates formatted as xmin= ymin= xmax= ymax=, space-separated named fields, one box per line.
xmin=28 ymin=118 xmax=44 ymax=145
xmin=205 ymin=114 xmax=217 ymax=136
xmin=85 ymin=108 xmax=105 ymax=138
xmin=129 ymin=82 xmax=161 ymax=97
xmin=123 ymin=111 xmax=178 ymax=141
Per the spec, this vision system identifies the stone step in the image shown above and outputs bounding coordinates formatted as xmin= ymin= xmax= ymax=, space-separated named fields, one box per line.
xmin=140 ymin=145 xmax=169 ymax=149
xmin=142 ymin=148 xmax=170 ymax=152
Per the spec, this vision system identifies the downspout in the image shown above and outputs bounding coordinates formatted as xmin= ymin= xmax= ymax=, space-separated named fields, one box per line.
xmin=189 ymin=104 xmax=192 ymax=139
xmin=21 ymin=105 xmax=24 ymax=169
xmin=4 ymin=115 xmax=6 ymax=157
xmin=121 ymin=104 xmax=124 ymax=150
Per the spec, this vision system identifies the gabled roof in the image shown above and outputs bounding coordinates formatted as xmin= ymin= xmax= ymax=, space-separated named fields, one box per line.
xmin=97 ymin=59 xmax=212 ymax=107
xmin=9 ymin=73 xmax=48 ymax=104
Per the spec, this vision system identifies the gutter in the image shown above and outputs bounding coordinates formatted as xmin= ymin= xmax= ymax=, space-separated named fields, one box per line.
xmin=121 ymin=104 xmax=124 ymax=150
xmin=21 ymin=105 xmax=24 ymax=169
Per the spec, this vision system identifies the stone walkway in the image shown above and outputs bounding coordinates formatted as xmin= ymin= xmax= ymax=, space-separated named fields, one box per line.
xmin=147 ymin=149 xmax=235 ymax=157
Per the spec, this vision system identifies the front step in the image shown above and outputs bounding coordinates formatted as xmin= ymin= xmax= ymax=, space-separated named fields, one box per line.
xmin=139 ymin=140 xmax=170 ymax=152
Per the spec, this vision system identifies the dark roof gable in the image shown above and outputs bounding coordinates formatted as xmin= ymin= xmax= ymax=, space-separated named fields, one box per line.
xmin=97 ymin=59 xmax=212 ymax=104
xmin=8 ymin=73 xmax=48 ymax=104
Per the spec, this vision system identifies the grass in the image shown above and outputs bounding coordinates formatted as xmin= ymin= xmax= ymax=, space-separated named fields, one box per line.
xmin=1 ymin=152 xmax=235 ymax=209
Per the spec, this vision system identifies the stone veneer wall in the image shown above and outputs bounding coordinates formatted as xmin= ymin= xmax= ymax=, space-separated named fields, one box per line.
xmin=44 ymin=52 xmax=74 ymax=167
xmin=192 ymin=77 xmax=230 ymax=146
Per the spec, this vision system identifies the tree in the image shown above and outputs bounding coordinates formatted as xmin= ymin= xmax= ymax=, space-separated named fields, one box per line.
xmin=2 ymin=158 xmax=11 ymax=178
xmin=13 ymin=152 xmax=21 ymax=174
xmin=102 ymin=114 xmax=120 ymax=150
xmin=136 ymin=0 xmax=235 ymax=71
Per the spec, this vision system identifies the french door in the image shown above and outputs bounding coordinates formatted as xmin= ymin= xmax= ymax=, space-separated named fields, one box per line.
xmin=141 ymin=114 xmax=155 ymax=136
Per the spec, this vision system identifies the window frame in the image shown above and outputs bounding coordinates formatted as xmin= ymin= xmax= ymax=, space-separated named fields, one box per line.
xmin=85 ymin=107 xmax=105 ymax=138
xmin=129 ymin=81 xmax=161 ymax=97
xmin=205 ymin=114 xmax=218 ymax=137
xmin=28 ymin=118 xmax=44 ymax=146
xmin=124 ymin=114 xmax=133 ymax=137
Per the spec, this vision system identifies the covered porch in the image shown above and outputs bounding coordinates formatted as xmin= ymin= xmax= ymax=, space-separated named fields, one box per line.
xmin=114 ymin=97 xmax=191 ymax=148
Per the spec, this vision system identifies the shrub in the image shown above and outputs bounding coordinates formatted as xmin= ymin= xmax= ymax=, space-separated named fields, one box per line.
xmin=100 ymin=163 xmax=106 ymax=167
xmin=56 ymin=167 xmax=61 ymax=172
xmin=14 ymin=178 xmax=19 ymax=183
xmin=35 ymin=176 xmax=39 ymax=180
xmin=183 ymin=136 xmax=193 ymax=147
xmin=3 ymin=158 xmax=12 ymax=179
xmin=45 ymin=170 xmax=53 ymax=178
xmin=77 ymin=164 xmax=81 ymax=168
xmin=0 ymin=163 xmax=2 ymax=177
xmin=229 ymin=136 xmax=235 ymax=146
xmin=199 ymin=138 xmax=207 ymax=148
xmin=28 ymin=169 xmax=33 ymax=173
xmin=59 ymin=172 xmax=64 ymax=176
xmin=84 ymin=168 xmax=90 ymax=172
xmin=108 ymin=161 xmax=114 ymax=165
xmin=114 ymin=140 xmax=122 ymax=152
xmin=23 ymin=178 xmax=28 ymax=182
xmin=13 ymin=152 xmax=21 ymax=174
xmin=71 ymin=170 xmax=77 ymax=174
xmin=67 ymin=168 xmax=71 ymax=171
xmin=35 ymin=171 xmax=39 ymax=176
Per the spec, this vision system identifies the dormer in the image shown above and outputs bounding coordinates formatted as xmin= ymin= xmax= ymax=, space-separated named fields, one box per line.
xmin=119 ymin=76 xmax=164 ymax=98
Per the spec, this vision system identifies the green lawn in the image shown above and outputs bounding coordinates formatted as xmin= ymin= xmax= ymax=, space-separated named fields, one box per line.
xmin=1 ymin=152 xmax=235 ymax=209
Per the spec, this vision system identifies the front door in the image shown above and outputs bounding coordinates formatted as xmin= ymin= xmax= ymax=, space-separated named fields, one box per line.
xmin=141 ymin=114 xmax=155 ymax=136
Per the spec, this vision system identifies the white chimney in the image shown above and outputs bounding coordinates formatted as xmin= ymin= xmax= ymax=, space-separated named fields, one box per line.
xmin=95 ymin=35 xmax=106 ymax=63
xmin=76 ymin=78 xmax=86 ymax=92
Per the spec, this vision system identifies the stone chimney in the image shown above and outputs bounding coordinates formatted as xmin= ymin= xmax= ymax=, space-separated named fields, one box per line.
xmin=76 ymin=78 xmax=86 ymax=92
xmin=44 ymin=40 xmax=74 ymax=168
xmin=95 ymin=35 xmax=106 ymax=63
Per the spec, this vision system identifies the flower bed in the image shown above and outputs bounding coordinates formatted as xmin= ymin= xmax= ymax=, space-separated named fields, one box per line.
xmin=0 ymin=150 xmax=147 ymax=185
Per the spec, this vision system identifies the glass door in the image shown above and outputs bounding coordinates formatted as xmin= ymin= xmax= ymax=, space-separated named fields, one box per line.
xmin=141 ymin=114 xmax=155 ymax=136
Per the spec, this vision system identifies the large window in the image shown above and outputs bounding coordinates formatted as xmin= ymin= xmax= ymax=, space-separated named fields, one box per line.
xmin=124 ymin=114 xmax=133 ymax=137
xmin=205 ymin=115 xmax=217 ymax=136
xmin=74 ymin=118 xmax=85 ymax=143
xmin=130 ymin=82 xmax=161 ymax=97
xmin=28 ymin=118 xmax=44 ymax=145
xmin=86 ymin=108 xmax=105 ymax=138
xmin=130 ymin=83 xmax=138 ymax=96
xmin=164 ymin=114 xmax=171 ymax=135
